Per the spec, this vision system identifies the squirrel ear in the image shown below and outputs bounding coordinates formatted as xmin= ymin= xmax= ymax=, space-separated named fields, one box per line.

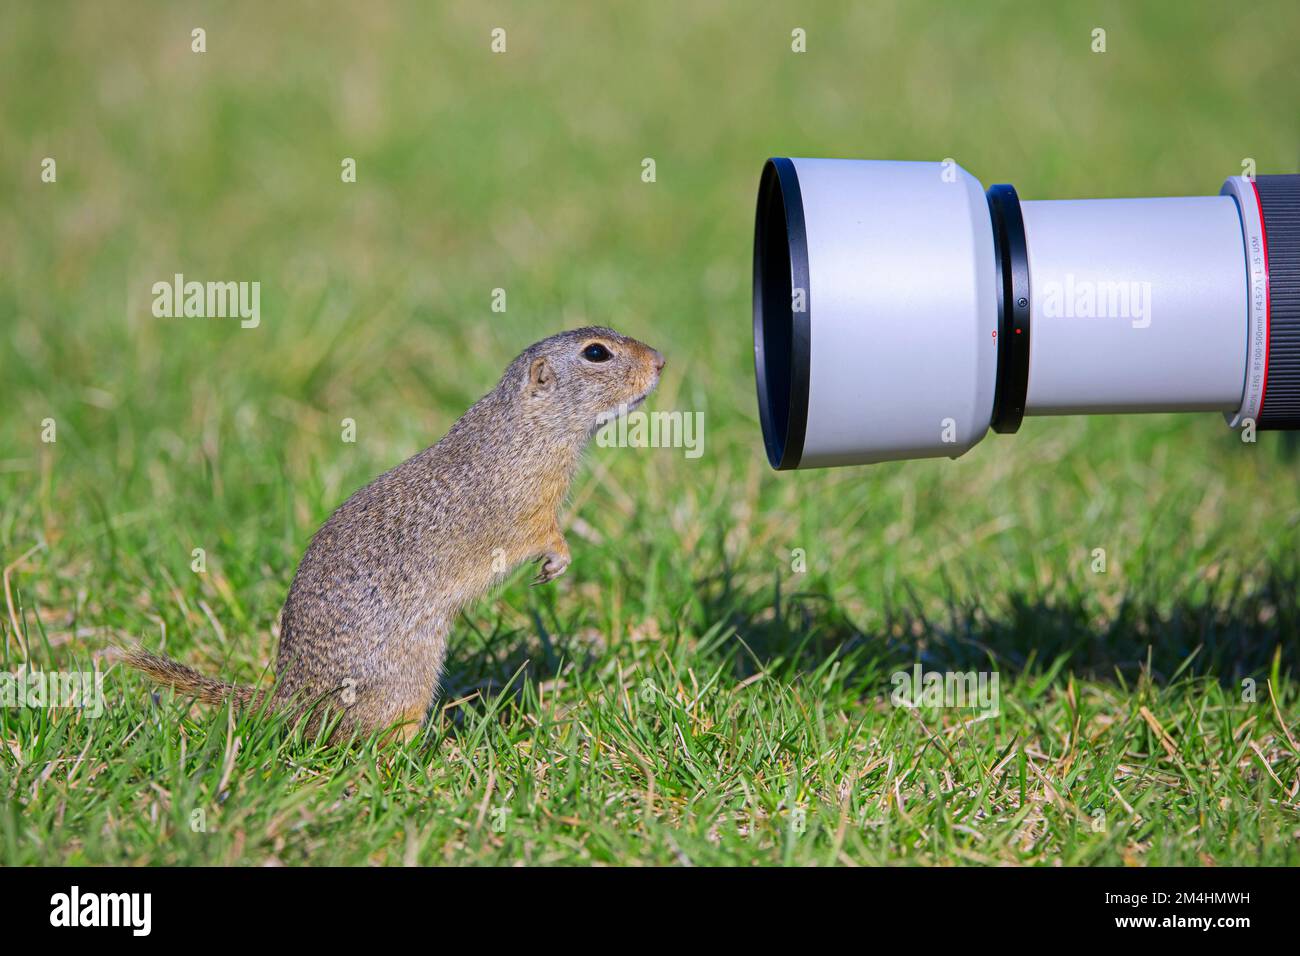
xmin=527 ymin=356 xmax=555 ymax=394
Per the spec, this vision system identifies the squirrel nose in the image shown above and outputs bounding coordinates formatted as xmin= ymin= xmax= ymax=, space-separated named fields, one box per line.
xmin=650 ymin=349 xmax=665 ymax=372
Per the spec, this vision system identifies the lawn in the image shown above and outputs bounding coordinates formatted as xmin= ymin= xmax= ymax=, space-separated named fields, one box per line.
xmin=2 ymin=0 xmax=1298 ymax=865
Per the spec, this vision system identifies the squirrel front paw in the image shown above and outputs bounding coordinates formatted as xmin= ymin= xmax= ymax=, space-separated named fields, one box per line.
xmin=533 ymin=548 xmax=570 ymax=586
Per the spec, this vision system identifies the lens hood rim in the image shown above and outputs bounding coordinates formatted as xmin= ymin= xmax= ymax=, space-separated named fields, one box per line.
xmin=753 ymin=157 xmax=811 ymax=470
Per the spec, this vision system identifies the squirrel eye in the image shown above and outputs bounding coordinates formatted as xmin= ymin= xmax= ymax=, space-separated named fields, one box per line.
xmin=581 ymin=343 xmax=612 ymax=362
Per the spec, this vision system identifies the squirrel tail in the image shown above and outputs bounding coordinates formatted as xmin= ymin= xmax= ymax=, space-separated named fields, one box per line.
xmin=124 ymin=647 xmax=264 ymax=709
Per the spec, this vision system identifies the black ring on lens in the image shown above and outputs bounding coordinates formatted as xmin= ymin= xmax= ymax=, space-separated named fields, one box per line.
xmin=987 ymin=183 xmax=1031 ymax=434
xmin=753 ymin=158 xmax=811 ymax=469
xmin=1254 ymin=174 xmax=1300 ymax=430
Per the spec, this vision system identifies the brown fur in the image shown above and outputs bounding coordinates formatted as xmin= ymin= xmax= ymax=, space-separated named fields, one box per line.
xmin=127 ymin=327 xmax=664 ymax=743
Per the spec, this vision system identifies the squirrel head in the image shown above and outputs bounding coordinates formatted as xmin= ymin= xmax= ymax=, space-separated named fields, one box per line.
xmin=508 ymin=326 xmax=665 ymax=436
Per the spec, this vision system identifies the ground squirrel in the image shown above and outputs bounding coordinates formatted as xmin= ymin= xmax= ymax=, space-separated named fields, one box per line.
xmin=127 ymin=327 xmax=664 ymax=743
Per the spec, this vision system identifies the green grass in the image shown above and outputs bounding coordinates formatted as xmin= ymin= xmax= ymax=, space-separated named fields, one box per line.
xmin=2 ymin=0 xmax=1299 ymax=865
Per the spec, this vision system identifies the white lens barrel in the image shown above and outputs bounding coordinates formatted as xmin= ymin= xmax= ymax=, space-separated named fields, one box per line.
xmin=753 ymin=158 xmax=1300 ymax=470
xmin=754 ymin=158 xmax=998 ymax=469
xmin=1219 ymin=175 xmax=1273 ymax=427
xmin=1021 ymin=196 xmax=1247 ymax=415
